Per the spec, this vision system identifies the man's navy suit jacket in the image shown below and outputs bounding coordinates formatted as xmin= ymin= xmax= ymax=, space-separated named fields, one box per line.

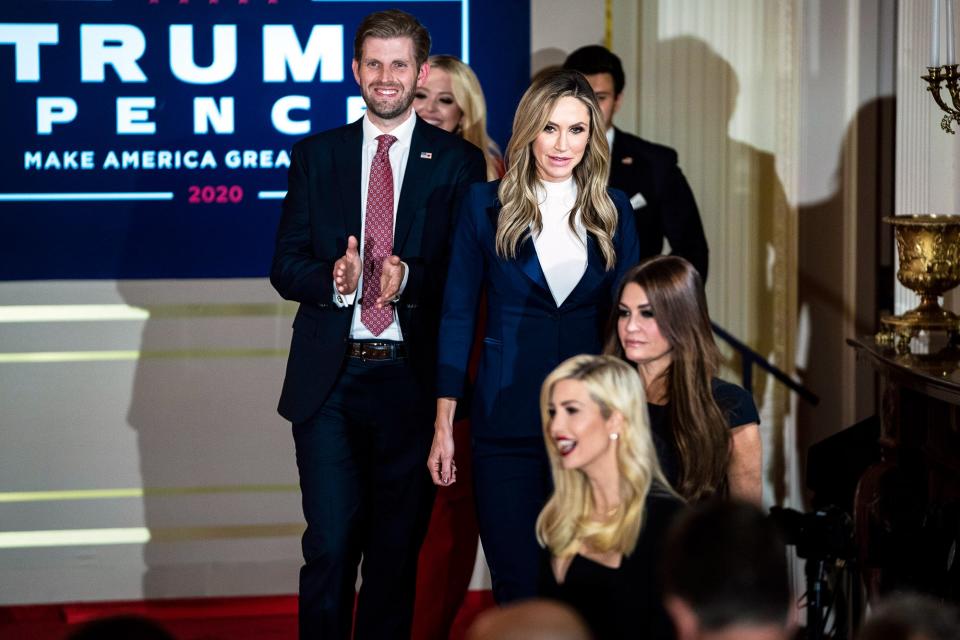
xmin=609 ymin=127 xmax=709 ymax=281
xmin=271 ymin=115 xmax=486 ymax=424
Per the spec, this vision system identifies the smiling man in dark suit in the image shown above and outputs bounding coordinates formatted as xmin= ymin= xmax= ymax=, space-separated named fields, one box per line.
xmin=270 ymin=9 xmax=485 ymax=639
xmin=564 ymin=45 xmax=710 ymax=281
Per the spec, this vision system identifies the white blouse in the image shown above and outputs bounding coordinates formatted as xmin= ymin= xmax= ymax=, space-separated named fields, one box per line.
xmin=532 ymin=177 xmax=587 ymax=306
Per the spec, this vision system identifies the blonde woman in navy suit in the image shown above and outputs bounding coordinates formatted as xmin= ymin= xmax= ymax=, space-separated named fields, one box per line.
xmin=427 ymin=69 xmax=641 ymax=603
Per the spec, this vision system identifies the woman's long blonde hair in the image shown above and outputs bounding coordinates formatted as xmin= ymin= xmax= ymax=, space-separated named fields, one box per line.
xmin=536 ymin=355 xmax=672 ymax=558
xmin=427 ymin=55 xmax=502 ymax=180
xmin=496 ymin=69 xmax=618 ymax=269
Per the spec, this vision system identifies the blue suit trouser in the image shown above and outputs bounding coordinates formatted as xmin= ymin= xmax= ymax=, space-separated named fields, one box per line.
xmin=472 ymin=435 xmax=553 ymax=604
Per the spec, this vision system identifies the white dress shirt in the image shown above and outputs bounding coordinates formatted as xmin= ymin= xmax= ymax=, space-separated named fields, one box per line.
xmin=532 ymin=177 xmax=587 ymax=307
xmin=335 ymin=110 xmax=415 ymax=341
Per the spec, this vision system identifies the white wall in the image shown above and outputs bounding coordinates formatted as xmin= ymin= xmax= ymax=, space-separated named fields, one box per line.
xmin=530 ymin=0 xmax=605 ymax=73
xmin=0 ymin=280 xmax=302 ymax=604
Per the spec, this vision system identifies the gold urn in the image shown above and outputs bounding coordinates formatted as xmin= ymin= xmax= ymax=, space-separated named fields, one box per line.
xmin=877 ymin=215 xmax=960 ymax=353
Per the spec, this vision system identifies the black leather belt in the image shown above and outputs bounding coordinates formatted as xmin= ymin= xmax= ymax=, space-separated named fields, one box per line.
xmin=347 ymin=341 xmax=407 ymax=361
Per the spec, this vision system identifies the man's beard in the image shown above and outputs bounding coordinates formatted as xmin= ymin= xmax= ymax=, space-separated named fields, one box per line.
xmin=364 ymin=83 xmax=415 ymax=121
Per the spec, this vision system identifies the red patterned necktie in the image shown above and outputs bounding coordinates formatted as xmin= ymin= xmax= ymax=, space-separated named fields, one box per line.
xmin=361 ymin=133 xmax=398 ymax=336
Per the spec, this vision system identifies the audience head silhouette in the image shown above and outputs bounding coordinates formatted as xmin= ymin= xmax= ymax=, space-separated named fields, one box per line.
xmin=662 ymin=500 xmax=792 ymax=640
xmin=466 ymin=598 xmax=592 ymax=640
xmin=66 ymin=615 xmax=176 ymax=640
xmin=857 ymin=593 xmax=960 ymax=640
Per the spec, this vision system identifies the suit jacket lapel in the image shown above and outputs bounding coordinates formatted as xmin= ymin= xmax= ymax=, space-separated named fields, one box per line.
xmin=394 ymin=117 xmax=431 ymax=254
xmin=516 ymin=233 xmax=604 ymax=308
xmin=517 ymin=234 xmax=551 ymax=295
xmin=608 ymin=126 xmax=628 ymax=188
xmin=335 ymin=120 xmax=363 ymax=239
xmin=486 ymin=200 xmax=552 ymax=295
xmin=562 ymin=234 xmax=605 ymax=308
xmin=487 ymin=203 xmax=602 ymax=302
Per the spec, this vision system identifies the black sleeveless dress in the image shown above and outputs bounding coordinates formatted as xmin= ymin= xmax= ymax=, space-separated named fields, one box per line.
xmin=539 ymin=487 xmax=683 ymax=639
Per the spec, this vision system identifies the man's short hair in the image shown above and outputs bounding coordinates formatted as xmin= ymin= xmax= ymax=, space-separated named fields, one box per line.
xmin=563 ymin=45 xmax=626 ymax=96
xmin=353 ymin=9 xmax=431 ymax=68
xmin=858 ymin=593 xmax=960 ymax=640
xmin=466 ymin=599 xmax=591 ymax=640
xmin=662 ymin=500 xmax=790 ymax=631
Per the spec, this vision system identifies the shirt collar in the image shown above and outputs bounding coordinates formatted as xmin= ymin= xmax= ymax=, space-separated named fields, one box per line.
xmin=362 ymin=109 xmax=417 ymax=148
xmin=537 ymin=176 xmax=576 ymax=197
xmin=605 ymin=126 xmax=615 ymax=151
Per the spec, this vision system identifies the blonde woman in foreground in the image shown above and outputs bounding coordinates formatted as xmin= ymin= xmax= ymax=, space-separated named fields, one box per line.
xmin=537 ymin=354 xmax=682 ymax=639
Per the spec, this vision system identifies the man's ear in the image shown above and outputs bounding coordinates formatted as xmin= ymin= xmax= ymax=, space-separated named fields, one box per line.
xmin=664 ymin=596 xmax=700 ymax=640
xmin=417 ymin=62 xmax=430 ymax=86
xmin=612 ymin=91 xmax=624 ymax=118
xmin=785 ymin=598 xmax=800 ymax=635
xmin=352 ymin=59 xmax=361 ymax=86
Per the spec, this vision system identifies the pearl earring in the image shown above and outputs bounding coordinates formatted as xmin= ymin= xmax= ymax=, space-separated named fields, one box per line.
xmin=609 ymin=433 xmax=619 ymax=441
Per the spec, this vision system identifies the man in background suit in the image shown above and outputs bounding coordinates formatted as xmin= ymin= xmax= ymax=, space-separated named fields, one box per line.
xmin=564 ymin=45 xmax=710 ymax=281
xmin=270 ymin=9 xmax=486 ymax=639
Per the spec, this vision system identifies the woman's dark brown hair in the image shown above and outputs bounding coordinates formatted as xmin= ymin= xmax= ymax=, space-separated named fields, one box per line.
xmin=603 ymin=255 xmax=730 ymax=502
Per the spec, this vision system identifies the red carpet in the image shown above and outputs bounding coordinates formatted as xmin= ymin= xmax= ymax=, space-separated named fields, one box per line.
xmin=0 ymin=591 xmax=495 ymax=640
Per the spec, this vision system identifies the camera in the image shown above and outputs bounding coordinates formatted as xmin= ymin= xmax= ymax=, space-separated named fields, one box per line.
xmin=769 ymin=505 xmax=855 ymax=561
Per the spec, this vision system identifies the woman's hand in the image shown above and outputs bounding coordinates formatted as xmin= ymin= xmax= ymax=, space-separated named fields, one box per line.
xmin=728 ymin=422 xmax=762 ymax=504
xmin=427 ymin=397 xmax=459 ymax=486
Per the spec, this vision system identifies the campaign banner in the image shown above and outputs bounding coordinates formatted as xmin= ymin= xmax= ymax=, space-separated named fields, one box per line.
xmin=0 ymin=0 xmax=529 ymax=279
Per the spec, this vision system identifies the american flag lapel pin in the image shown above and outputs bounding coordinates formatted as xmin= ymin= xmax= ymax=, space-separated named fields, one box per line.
xmin=420 ymin=151 xmax=433 ymax=159
xmin=621 ymin=156 xmax=634 ymax=165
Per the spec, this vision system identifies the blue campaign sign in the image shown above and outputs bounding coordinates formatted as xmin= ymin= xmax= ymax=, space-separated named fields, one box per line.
xmin=0 ymin=0 xmax=529 ymax=279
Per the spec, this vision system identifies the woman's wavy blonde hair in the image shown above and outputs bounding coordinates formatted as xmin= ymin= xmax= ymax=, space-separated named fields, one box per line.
xmin=427 ymin=55 xmax=502 ymax=180
xmin=496 ymin=69 xmax=618 ymax=269
xmin=535 ymin=355 xmax=673 ymax=558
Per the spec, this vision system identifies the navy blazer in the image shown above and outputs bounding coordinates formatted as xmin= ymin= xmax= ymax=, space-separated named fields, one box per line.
xmin=436 ymin=181 xmax=641 ymax=439
xmin=271 ymin=116 xmax=486 ymax=424
xmin=609 ymin=127 xmax=709 ymax=281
